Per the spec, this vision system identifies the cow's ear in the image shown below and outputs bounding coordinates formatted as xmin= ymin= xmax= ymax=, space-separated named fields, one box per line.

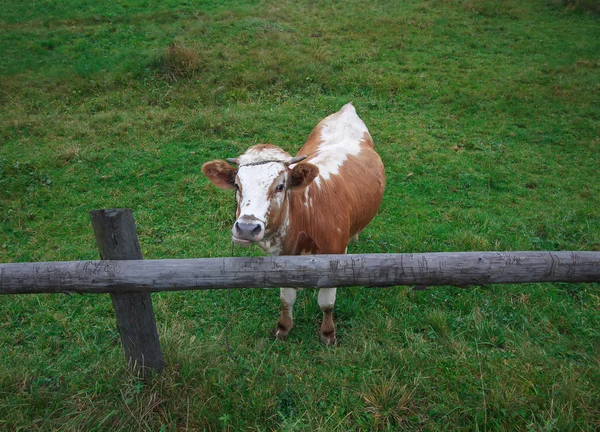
xmin=202 ymin=160 xmax=237 ymax=189
xmin=289 ymin=163 xmax=319 ymax=189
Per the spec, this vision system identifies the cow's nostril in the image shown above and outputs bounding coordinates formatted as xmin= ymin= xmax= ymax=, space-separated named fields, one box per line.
xmin=235 ymin=221 xmax=264 ymax=241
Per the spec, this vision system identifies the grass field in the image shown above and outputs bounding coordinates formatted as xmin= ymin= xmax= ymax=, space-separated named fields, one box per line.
xmin=1 ymin=0 xmax=599 ymax=430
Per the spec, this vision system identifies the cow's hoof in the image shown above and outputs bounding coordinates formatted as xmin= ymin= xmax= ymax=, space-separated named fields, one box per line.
xmin=274 ymin=326 xmax=289 ymax=340
xmin=320 ymin=331 xmax=336 ymax=346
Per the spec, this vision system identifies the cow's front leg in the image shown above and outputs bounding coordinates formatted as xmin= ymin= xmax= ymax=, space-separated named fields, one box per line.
xmin=318 ymin=288 xmax=337 ymax=345
xmin=275 ymin=288 xmax=296 ymax=339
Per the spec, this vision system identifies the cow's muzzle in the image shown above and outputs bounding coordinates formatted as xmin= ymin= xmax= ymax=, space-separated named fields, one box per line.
xmin=232 ymin=217 xmax=265 ymax=244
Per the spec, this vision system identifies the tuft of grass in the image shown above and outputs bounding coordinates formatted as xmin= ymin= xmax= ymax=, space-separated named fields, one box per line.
xmin=560 ymin=0 xmax=600 ymax=14
xmin=56 ymin=143 xmax=82 ymax=165
xmin=159 ymin=41 xmax=203 ymax=81
xmin=425 ymin=308 xmax=450 ymax=339
xmin=360 ymin=371 xmax=417 ymax=429
xmin=476 ymin=321 xmax=507 ymax=349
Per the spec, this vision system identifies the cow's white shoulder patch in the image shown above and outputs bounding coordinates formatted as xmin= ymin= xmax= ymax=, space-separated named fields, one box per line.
xmin=311 ymin=103 xmax=369 ymax=187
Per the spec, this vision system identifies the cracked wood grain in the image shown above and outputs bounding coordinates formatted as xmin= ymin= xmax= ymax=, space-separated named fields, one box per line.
xmin=1 ymin=251 xmax=599 ymax=294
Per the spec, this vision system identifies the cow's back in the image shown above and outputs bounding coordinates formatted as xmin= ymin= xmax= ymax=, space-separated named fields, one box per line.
xmin=284 ymin=103 xmax=385 ymax=255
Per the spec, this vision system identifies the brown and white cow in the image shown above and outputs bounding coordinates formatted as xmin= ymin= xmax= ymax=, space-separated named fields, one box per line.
xmin=202 ymin=103 xmax=385 ymax=344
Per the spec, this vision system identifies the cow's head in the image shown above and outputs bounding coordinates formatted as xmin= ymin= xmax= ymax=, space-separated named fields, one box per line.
xmin=202 ymin=145 xmax=318 ymax=245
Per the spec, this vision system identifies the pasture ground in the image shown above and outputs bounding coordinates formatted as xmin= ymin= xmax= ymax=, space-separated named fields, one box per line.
xmin=1 ymin=0 xmax=599 ymax=430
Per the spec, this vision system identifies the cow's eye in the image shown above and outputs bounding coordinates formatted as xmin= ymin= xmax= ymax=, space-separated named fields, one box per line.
xmin=275 ymin=184 xmax=285 ymax=192
xmin=234 ymin=183 xmax=240 ymax=190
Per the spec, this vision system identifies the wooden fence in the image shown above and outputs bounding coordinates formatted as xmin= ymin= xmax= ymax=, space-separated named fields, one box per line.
xmin=1 ymin=209 xmax=599 ymax=374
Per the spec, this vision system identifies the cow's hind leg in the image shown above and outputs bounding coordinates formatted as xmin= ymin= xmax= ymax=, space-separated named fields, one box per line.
xmin=318 ymin=288 xmax=337 ymax=345
xmin=275 ymin=288 xmax=296 ymax=339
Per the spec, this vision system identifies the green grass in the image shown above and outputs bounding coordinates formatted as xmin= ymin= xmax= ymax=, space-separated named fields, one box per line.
xmin=1 ymin=0 xmax=599 ymax=430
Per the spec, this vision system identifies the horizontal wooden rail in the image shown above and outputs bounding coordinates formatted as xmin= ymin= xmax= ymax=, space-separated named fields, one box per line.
xmin=1 ymin=251 xmax=599 ymax=295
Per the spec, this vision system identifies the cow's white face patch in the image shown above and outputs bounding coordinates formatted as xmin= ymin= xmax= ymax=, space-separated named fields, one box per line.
xmin=236 ymin=162 xmax=286 ymax=226
xmin=230 ymin=146 xmax=293 ymax=246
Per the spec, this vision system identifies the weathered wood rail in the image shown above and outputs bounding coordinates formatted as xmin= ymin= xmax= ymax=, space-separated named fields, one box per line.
xmin=1 ymin=208 xmax=599 ymax=374
xmin=2 ymin=251 xmax=600 ymax=295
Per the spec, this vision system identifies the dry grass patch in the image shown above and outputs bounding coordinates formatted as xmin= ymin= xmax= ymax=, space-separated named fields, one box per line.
xmin=360 ymin=371 xmax=418 ymax=429
xmin=160 ymin=41 xmax=204 ymax=81
xmin=56 ymin=143 xmax=81 ymax=165
xmin=560 ymin=0 xmax=600 ymax=13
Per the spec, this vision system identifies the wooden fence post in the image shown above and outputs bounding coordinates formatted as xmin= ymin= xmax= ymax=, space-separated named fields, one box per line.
xmin=90 ymin=209 xmax=164 ymax=374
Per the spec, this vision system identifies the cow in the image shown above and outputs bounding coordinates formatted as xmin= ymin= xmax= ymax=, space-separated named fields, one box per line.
xmin=202 ymin=103 xmax=385 ymax=345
